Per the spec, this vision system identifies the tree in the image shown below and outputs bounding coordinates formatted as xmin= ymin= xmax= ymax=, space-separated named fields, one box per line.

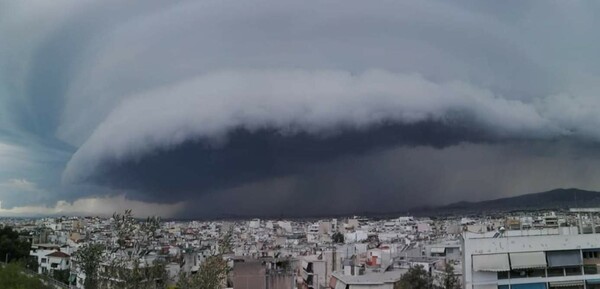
xmin=218 ymin=229 xmax=233 ymax=255
xmin=52 ymin=269 xmax=70 ymax=284
xmin=76 ymin=243 xmax=105 ymax=289
xmin=176 ymin=256 xmax=228 ymax=289
xmin=108 ymin=210 xmax=169 ymax=289
xmin=332 ymin=232 xmax=344 ymax=244
xmin=0 ymin=262 xmax=52 ymax=289
xmin=176 ymin=230 xmax=232 ymax=289
xmin=437 ymin=263 xmax=460 ymax=289
xmin=106 ymin=257 xmax=169 ymax=289
xmin=396 ymin=265 xmax=432 ymax=289
xmin=0 ymin=226 xmax=32 ymax=263
xmin=113 ymin=209 xmax=136 ymax=250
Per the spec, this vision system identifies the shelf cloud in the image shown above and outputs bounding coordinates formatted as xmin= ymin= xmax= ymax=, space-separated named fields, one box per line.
xmin=3 ymin=0 xmax=600 ymax=216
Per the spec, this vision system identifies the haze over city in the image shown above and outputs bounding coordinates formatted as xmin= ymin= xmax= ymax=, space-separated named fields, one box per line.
xmin=3 ymin=1 xmax=600 ymax=218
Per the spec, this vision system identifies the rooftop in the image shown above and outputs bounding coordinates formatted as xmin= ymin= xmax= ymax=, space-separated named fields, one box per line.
xmin=46 ymin=251 xmax=70 ymax=258
xmin=332 ymin=268 xmax=407 ymax=285
xmin=32 ymin=243 xmax=61 ymax=249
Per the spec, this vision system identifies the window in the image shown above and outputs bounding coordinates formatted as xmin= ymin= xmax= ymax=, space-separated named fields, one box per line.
xmin=41 ymin=258 xmax=47 ymax=263
xmin=565 ymin=266 xmax=582 ymax=276
xmin=547 ymin=267 xmax=564 ymax=277
xmin=528 ymin=268 xmax=546 ymax=278
xmin=584 ymin=265 xmax=598 ymax=274
xmin=509 ymin=269 xmax=546 ymax=278
xmin=497 ymin=271 xmax=509 ymax=279
xmin=510 ymin=269 xmax=527 ymax=279
xmin=589 ymin=284 xmax=600 ymax=289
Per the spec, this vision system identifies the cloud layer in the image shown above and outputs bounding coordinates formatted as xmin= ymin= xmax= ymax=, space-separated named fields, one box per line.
xmin=0 ymin=195 xmax=184 ymax=218
xmin=3 ymin=0 xmax=600 ymax=216
xmin=63 ymin=69 xmax=557 ymax=185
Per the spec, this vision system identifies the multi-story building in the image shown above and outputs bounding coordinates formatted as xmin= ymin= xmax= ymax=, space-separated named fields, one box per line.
xmin=43 ymin=251 xmax=70 ymax=274
xmin=30 ymin=243 xmax=61 ymax=274
xmin=462 ymin=226 xmax=600 ymax=289
xmin=232 ymin=257 xmax=295 ymax=289
xmin=301 ymin=255 xmax=327 ymax=289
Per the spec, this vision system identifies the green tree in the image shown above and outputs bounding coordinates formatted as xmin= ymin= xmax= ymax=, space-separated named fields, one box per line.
xmin=109 ymin=210 xmax=169 ymax=289
xmin=113 ymin=209 xmax=136 ymax=249
xmin=0 ymin=226 xmax=31 ymax=263
xmin=332 ymin=232 xmax=344 ymax=244
xmin=0 ymin=263 xmax=52 ymax=289
xmin=176 ymin=231 xmax=232 ymax=289
xmin=75 ymin=243 xmax=104 ymax=289
xmin=218 ymin=228 xmax=233 ymax=254
xmin=437 ymin=263 xmax=460 ymax=289
xmin=176 ymin=256 xmax=228 ymax=289
xmin=396 ymin=265 xmax=432 ymax=289
xmin=52 ymin=269 xmax=70 ymax=284
xmin=106 ymin=258 xmax=169 ymax=289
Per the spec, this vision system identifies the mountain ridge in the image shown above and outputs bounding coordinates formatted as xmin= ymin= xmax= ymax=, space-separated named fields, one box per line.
xmin=434 ymin=188 xmax=600 ymax=213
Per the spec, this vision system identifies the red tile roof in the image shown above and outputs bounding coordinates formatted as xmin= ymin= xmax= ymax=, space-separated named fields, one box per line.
xmin=45 ymin=251 xmax=70 ymax=258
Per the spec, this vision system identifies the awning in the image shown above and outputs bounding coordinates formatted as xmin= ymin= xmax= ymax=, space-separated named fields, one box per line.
xmin=547 ymin=250 xmax=582 ymax=267
xmin=472 ymin=253 xmax=510 ymax=272
xmin=431 ymin=247 xmax=446 ymax=254
xmin=549 ymin=280 xmax=584 ymax=288
xmin=510 ymin=252 xmax=547 ymax=269
xmin=512 ymin=283 xmax=547 ymax=289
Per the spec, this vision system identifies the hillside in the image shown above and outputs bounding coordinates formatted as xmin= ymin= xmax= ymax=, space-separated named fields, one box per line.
xmin=436 ymin=188 xmax=600 ymax=213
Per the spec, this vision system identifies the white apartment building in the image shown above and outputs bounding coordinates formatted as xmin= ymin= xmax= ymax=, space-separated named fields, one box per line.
xmin=30 ymin=244 xmax=71 ymax=275
xmin=30 ymin=243 xmax=61 ymax=274
xmin=463 ymin=227 xmax=600 ymax=289
xmin=42 ymin=251 xmax=71 ymax=274
xmin=249 ymin=219 xmax=261 ymax=229
xmin=301 ymin=256 xmax=327 ymax=289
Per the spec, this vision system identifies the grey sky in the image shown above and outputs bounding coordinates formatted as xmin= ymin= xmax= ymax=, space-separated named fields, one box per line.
xmin=2 ymin=0 xmax=600 ymax=217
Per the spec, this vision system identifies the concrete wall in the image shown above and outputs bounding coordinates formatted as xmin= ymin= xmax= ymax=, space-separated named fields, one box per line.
xmin=266 ymin=274 xmax=294 ymax=289
xmin=234 ymin=262 xmax=267 ymax=289
xmin=233 ymin=261 xmax=294 ymax=289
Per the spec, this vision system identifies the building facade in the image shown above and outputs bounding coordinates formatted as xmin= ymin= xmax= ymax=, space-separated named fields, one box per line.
xmin=463 ymin=227 xmax=600 ymax=289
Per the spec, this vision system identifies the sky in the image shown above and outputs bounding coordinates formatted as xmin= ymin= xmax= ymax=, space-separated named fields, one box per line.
xmin=3 ymin=0 xmax=600 ymax=218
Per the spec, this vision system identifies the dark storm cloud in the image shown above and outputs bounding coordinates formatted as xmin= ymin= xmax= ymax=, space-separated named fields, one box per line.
xmin=62 ymin=69 xmax=556 ymax=186
xmin=85 ymin=121 xmax=488 ymax=202
xmin=3 ymin=0 xmax=600 ymax=216
xmin=181 ymin=141 xmax=600 ymax=218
